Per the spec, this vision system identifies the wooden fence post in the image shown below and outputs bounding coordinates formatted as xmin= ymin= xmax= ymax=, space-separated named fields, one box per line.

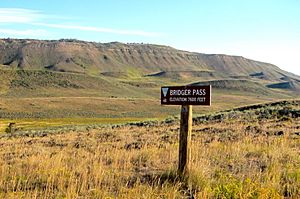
xmin=8 ymin=123 xmax=16 ymax=134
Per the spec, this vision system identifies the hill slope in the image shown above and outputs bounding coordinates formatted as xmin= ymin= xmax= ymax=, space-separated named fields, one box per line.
xmin=0 ymin=39 xmax=299 ymax=119
xmin=1 ymin=39 xmax=299 ymax=82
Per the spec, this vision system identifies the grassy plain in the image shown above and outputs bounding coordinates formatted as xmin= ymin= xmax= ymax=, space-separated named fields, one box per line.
xmin=0 ymin=117 xmax=152 ymax=133
xmin=0 ymin=101 xmax=299 ymax=198
xmin=0 ymin=68 xmax=299 ymax=198
xmin=0 ymin=92 xmax=289 ymax=133
xmin=0 ymin=68 xmax=296 ymax=120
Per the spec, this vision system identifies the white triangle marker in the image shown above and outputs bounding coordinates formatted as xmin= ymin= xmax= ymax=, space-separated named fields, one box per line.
xmin=162 ymin=88 xmax=169 ymax=97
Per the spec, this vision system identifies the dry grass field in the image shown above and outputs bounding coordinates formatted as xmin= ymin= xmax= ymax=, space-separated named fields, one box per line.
xmin=0 ymin=101 xmax=299 ymax=198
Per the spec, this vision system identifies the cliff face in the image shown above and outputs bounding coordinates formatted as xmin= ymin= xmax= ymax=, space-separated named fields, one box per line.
xmin=1 ymin=39 xmax=298 ymax=82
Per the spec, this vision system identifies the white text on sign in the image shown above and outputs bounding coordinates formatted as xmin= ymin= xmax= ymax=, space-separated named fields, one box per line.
xmin=170 ymin=89 xmax=206 ymax=96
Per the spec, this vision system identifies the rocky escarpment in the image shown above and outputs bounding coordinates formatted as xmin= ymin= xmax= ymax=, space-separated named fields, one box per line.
xmin=1 ymin=39 xmax=299 ymax=82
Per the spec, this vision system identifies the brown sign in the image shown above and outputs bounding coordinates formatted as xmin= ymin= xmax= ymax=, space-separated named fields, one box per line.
xmin=161 ymin=85 xmax=211 ymax=105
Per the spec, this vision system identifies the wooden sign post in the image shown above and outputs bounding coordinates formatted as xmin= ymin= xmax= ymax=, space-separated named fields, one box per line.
xmin=161 ymin=85 xmax=211 ymax=176
xmin=178 ymin=105 xmax=192 ymax=175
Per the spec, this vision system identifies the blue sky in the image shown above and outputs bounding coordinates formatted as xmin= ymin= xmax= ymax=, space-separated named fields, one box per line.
xmin=0 ymin=0 xmax=300 ymax=75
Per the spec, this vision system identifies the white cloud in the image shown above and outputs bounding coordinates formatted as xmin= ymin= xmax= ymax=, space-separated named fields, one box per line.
xmin=0 ymin=28 xmax=49 ymax=36
xmin=32 ymin=22 xmax=163 ymax=37
xmin=0 ymin=8 xmax=163 ymax=37
xmin=0 ymin=8 xmax=44 ymax=23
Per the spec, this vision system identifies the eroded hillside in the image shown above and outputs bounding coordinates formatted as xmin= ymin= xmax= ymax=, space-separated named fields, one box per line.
xmin=1 ymin=39 xmax=299 ymax=82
